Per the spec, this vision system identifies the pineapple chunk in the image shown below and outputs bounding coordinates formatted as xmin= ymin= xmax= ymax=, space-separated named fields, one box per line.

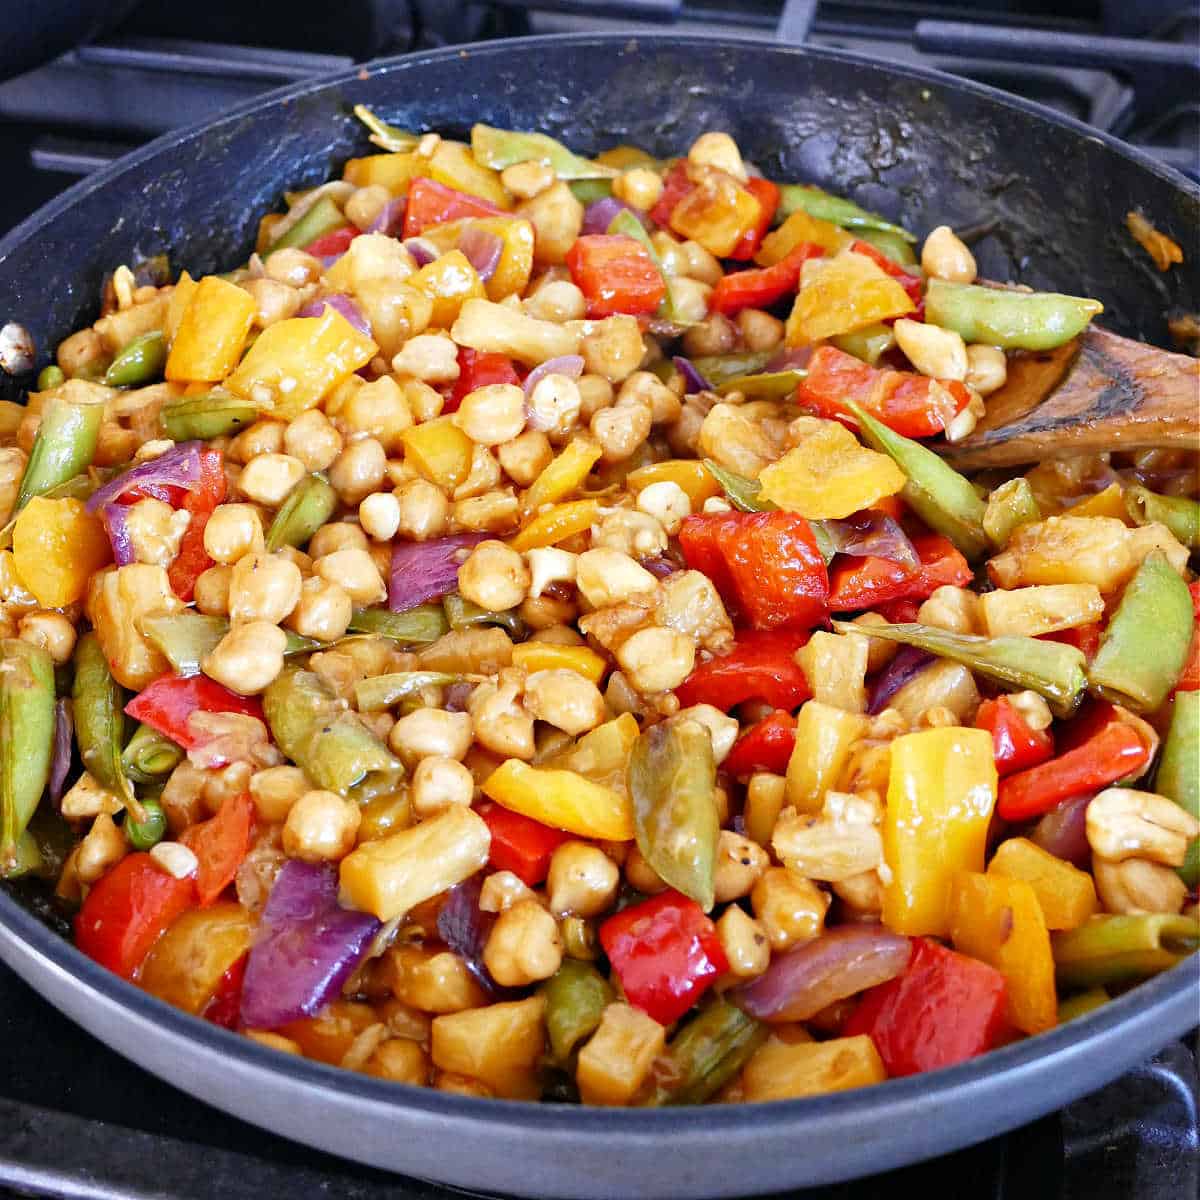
xmin=431 ymin=996 xmax=546 ymax=1099
xmin=741 ymin=1034 xmax=886 ymax=1102
xmin=576 ymin=1003 xmax=666 ymax=1106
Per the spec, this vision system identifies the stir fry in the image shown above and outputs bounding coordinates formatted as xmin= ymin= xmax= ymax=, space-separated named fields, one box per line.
xmin=0 ymin=113 xmax=1196 ymax=1107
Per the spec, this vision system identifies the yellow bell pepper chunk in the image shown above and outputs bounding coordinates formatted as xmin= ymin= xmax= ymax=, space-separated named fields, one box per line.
xmin=139 ymin=903 xmax=252 ymax=1015
xmin=785 ymin=252 xmax=915 ymax=345
xmin=509 ymin=499 xmax=599 ymax=552
xmin=1065 ymin=482 xmax=1131 ymax=523
xmin=343 ymin=151 xmax=429 ymax=195
xmin=669 ymin=169 xmax=762 ymax=259
xmin=626 ymin=460 xmax=722 ymax=509
xmin=987 ymin=837 xmax=1098 ymax=931
xmin=756 ymin=209 xmax=853 ymax=266
xmin=429 ymin=141 xmax=512 ymax=209
xmin=520 ymin=437 xmax=603 ymax=519
xmin=785 ymin=700 xmax=868 ymax=815
xmin=164 ymin=270 xmax=198 ymax=347
xmin=411 ymin=250 xmax=486 ymax=328
xmin=400 ymin=417 xmax=475 ymax=490
xmin=757 ymin=419 xmax=906 ymax=519
xmin=542 ymin=712 xmax=639 ymax=795
xmin=421 ymin=218 xmax=536 ymax=302
xmin=950 ymin=870 xmax=1058 ymax=1035
xmin=224 ymin=307 xmax=377 ymax=420
xmin=741 ymin=1035 xmax=886 ymax=1102
xmin=482 ymin=759 xmax=634 ymax=841
xmin=12 ymin=497 xmax=111 ymax=608
xmin=881 ymin=727 xmax=997 ymax=938
xmin=165 ymin=275 xmax=256 ymax=383
xmin=512 ymin=641 xmax=607 ymax=685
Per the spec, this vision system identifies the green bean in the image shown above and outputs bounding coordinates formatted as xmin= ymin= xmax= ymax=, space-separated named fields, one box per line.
xmin=1052 ymin=914 xmax=1199 ymax=990
xmin=122 ymin=723 xmax=184 ymax=784
xmin=0 ymin=639 xmax=55 ymax=864
xmin=1124 ymin=485 xmax=1200 ymax=549
xmin=36 ymin=365 xmax=65 ymax=391
xmin=471 ymin=123 xmax=617 ymax=180
xmin=267 ymin=195 xmax=348 ymax=255
xmin=14 ymin=394 xmax=104 ymax=513
xmin=543 ymin=960 xmax=614 ymax=1065
xmin=568 ymin=179 xmax=612 ymax=205
xmin=349 ymin=604 xmax=449 ymax=645
xmin=925 ymin=279 xmax=1103 ymax=351
xmin=1156 ymin=690 xmax=1199 ymax=886
xmin=125 ymin=797 xmax=168 ymax=851
xmin=714 ymin=370 xmax=806 ymax=399
xmin=141 ymin=611 xmax=317 ymax=675
xmin=983 ymin=477 xmax=1042 ymax=549
xmin=689 ymin=350 xmax=772 ymax=387
xmin=103 ymin=330 xmax=166 ymax=388
xmin=1057 ymin=987 xmax=1109 ymax=1023
xmin=161 ymin=393 xmax=258 ymax=441
xmin=354 ymin=671 xmax=459 ymax=713
xmin=352 ymin=104 xmax=420 ymax=152
xmin=265 ymin=473 xmax=337 ymax=552
xmin=443 ymin=593 xmax=526 ymax=640
xmin=852 ymin=227 xmax=919 ymax=266
xmin=776 ymin=184 xmax=915 ymax=241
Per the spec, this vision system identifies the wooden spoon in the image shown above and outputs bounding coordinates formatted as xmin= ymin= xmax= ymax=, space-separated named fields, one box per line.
xmin=940 ymin=326 xmax=1199 ymax=470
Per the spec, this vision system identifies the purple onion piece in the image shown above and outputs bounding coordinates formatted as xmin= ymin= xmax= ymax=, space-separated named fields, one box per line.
xmin=868 ymin=646 xmax=935 ymax=715
xmin=367 ymin=196 xmax=407 ymax=236
xmin=85 ymin=441 xmax=203 ymax=513
xmin=823 ymin=512 xmax=919 ymax=571
xmin=297 ymin=293 xmax=371 ymax=337
xmin=640 ymin=554 xmax=677 ymax=579
xmin=402 ymin=237 xmax=438 ymax=267
xmin=458 ymin=226 xmax=504 ymax=283
xmin=581 ymin=197 xmax=649 ymax=238
xmin=319 ymin=254 xmax=343 ymax=270
xmin=437 ymin=873 xmax=515 ymax=999
xmin=239 ymin=860 xmax=381 ymax=1030
xmin=673 ymin=356 xmax=711 ymax=395
xmin=98 ymin=502 xmax=136 ymax=567
xmin=49 ymin=699 xmax=73 ymax=807
xmin=389 ymin=533 xmax=489 ymax=613
xmin=523 ymin=354 xmax=585 ymax=400
xmin=443 ymin=681 xmax=475 ymax=712
xmin=736 ymin=925 xmax=911 ymax=1023
xmin=766 ymin=345 xmax=815 ymax=373
xmin=1030 ymin=793 xmax=1093 ymax=869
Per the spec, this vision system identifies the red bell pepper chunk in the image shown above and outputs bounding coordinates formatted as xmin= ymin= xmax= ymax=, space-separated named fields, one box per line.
xmin=203 ymin=952 xmax=248 ymax=1029
xmin=304 ymin=225 xmax=358 ymax=259
xmin=844 ymin=938 xmax=1006 ymax=1077
xmin=678 ymin=510 xmax=829 ymax=631
xmin=649 ymin=160 xmax=693 ymax=228
xmin=599 ymin=890 xmax=728 ymax=1026
xmin=721 ymin=710 xmax=796 ymax=777
xmin=1174 ymin=581 xmax=1200 ymax=692
xmin=877 ymin=598 xmax=921 ymax=625
xmin=728 ymin=176 xmax=781 ymax=261
xmin=167 ymin=447 xmax=226 ymax=602
xmin=403 ymin=178 xmax=504 ymax=238
xmin=566 ymin=234 xmax=666 ymax=319
xmin=125 ymin=674 xmax=265 ymax=760
xmin=674 ymin=630 xmax=811 ymax=712
xmin=975 ymin=696 xmax=1055 ymax=778
xmin=797 ymin=345 xmax=971 ymax=439
xmin=850 ymin=240 xmax=923 ymax=307
xmin=446 ymin=348 xmax=521 ymax=414
xmin=709 ymin=243 xmax=825 ymax=316
xmin=996 ymin=721 xmax=1152 ymax=823
xmin=1041 ymin=621 xmax=1103 ymax=663
xmin=828 ymin=532 xmax=971 ymax=612
xmin=180 ymin=792 xmax=256 ymax=906
xmin=75 ymin=853 xmax=196 ymax=980
xmin=477 ymin=801 xmax=571 ymax=887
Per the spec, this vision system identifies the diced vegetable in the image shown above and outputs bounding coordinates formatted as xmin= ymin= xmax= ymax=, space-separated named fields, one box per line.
xmin=1052 ymin=914 xmax=1199 ymax=990
xmin=925 ymin=280 xmax=1102 ymax=351
xmin=786 ymin=252 xmax=914 ymax=343
xmin=974 ymin=695 xmax=1055 ymax=777
xmin=987 ymin=837 xmax=1097 ymax=931
xmin=567 ymin=235 xmax=666 ymax=319
xmin=1156 ymin=690 xmax=1199 ymax=885
xmin=477 ymin=801 xmax=570 ymax=886
xmin=140 ymin=902 xmax=252 ymax=1014
xmin=482 ymin=760 xmax=633 ymax=841
xmin=165 ymin=276 xmax=256 ymax=383
xmin=12 ymin=497 xmax=111 ymax=607
xmin=674 ymin=630 xmax=812 ymax=711
xmin=785 ymin=700 xmax=868 ymax=815
xmin=740 ymin=1034 xmax=886 ymax=1102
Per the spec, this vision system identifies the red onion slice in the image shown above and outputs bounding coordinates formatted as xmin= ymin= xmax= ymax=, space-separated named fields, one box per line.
xmin=523 ymin=354 xmax=585 ymax=398
xmin=297 ymin=293 xmax=371 ymax=337
xmin=403 ymin=237 xmax=438 ymax=267
xmin=640 ymin=554 xmax=677 ymax=579
xmin=582 ymin=197 xmax=649 ymax=237
xmin=766 ymin=345 xmax=815 ymax=372
xmin=824 ymin=512 xmax=919 ymax=570
xmin=736 ymin=925 xmax=911 ymax=1022
xmin=86 ymin=441 xmax=203 ymax=513
xmin=1030 ymin=793 xmax=1093 ymax=869
xmin=367 ymin=196 xmax=407 ymax=236
xmin=49 ymin=699 xmax=73 ymax=807
xmin=868 ymin=646 xmax=935 ymax=714
xmin=458 ymin=226 xmax=504 ymax=283
xmin=98 ymin=502 xmax=136 ymax=567
xmin=437 ymin=873 xmax=515 ymax=999
xmin=673 ymin=356 xmax=711 ymax=395
xmin=389 ymin=533 xmax=489 ymax=613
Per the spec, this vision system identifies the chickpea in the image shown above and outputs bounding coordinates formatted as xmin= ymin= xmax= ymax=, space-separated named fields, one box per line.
xmin=590 ymin=397 xmax=652 ymax=462
xmin=752 ymin=868 xmax=829 ymax=951
xmin=528 ymin=624 xmax=584 ymax=646
xmin=546 ymin=842 xmax=620 ymax=918
xmin=410 ymin=755 xmax=475 ymax=817
xmin=576 ymin=373 xmax=614 ymax=420
xmin=500 ymin=160 xmax=555 ymax=200
xmin=283 ymin=790 xmax=361 ymax=862
xmin=483 ymin=899 xmax=563 ymax=987
xmin=575 ymin=548 xmax=658 ymax=608
xmin=453 ymin=489 xmax=520 ymax=535
xmin=388 ymin=707 xmax=473 ymax=767
xmin=345 ymin=183 xmax=391 ymax=231
xmin=675 ymin=705 xmax=739 ymax=765
xmin=851 ymin=611 xmax=898 ymax=673
xmin=387 ymin=944 xmax=485 ymax=1014
xmin=453 ymin=383 xmax=527 ymax=445
xmin=688 ymin=131 xmax=747 ymax=182
xmin=308 ymin=521 xmax=368 ymax=559
xmin=228 ymin=551 xmax=302 ymax=625
xmin=613 ymin=166 xmax=664 ymax=211
xmin=264 ymin=247 xmax=321 ymax=287
xmin=616 ymin=371 xmax=679 ymax=425
xmin=917 ymin=585 xmax=981 ymax=635
xmin=287 ymin=575 xmax=353 ymax=642
xmin=359 ymin=491 xmax=401 ymax=542
xmin=202 ymin=620 xmax=287 ymax=695
xmin=341 ymin=376 xmax=413 ymax=454
xmin=524 ymin=669 xmax=607 ymax=736
xmin=636 ymin=480 xmax=691 ymax=535
xmin=519 ymin=594 xmax=578 ymax=631
xmin=249 ymin=764 xmax=308 ymax=822
xmin=242 ymin=277 xmax=300 ymax=328
xmin=579 ymin=315 xmax=644 ymax=383
xmin=18 ymin=610 xmax=77 ymax=663
xmin=591 ymin=508 xmax=667 ymax=558
xmin=284 ymin=408 xmax=343 ymax=471
xmin=395 ymin=478 xmax=450 ymax=541
xmin=238 ymin=453 xmax=306 ymax=507
xmin=680 ymin=240 xmax=723 ymax=286
xmin=57 ymin=327 xmax=107 ymax=377
xmin=457 ymin=540 xmax=529 ymax=612
xmin=616 ymin=627 xmax=695 ymax=694
xmin=229 ymin=420 xmax=286 ymax=464
xmin=391 ymin=333 xmax=460 ymax=383
xmin=516 ymin=181 xmax=583 ymax=267
xmin=713 ymin=830 xmax=770 ymax=903
xmin=314 ymin=548 xmax=386 ymax=606
xmin=203 ymin=503 xmax=265 ymax=565
xmin=401 ymin=378 xmax=444 ymax=423
xmin=75 ymin=813 xmax=128 ymax=885
xmin=893 ymin=318 xmax=968 ymax=382
xmin=523 ymin=280 xmax=586 ymax=324
xmin=717 ymin=907 xmax=771 ymax=978
xmin=479 ymin=870 xmax=535 ymax=914
xmin=736 ymin=308 xmax=784 ymax=353
xmin=527 ymin=374 xmax=582 ymax=437
xmin=329 ymin=438 xmax=387 ymax=506
xmin=365 ymin=1038 xmax=429 ymax=1085
xmin=624 ymin=844 xmax=667 ymax=894
xmin=666 ymin=276 xmax=712 ymax=324
xmin=921 ymin=224 xmax=976 ymax=283
xmin=468 ymin=675 xmax=535 ymax=759
xmin=497 ymin=430 xmax=554 ymax=487
xmin=965 ymin=344 xmax=1008 ymax=396
xmin=682 ymin=313 xmax=737 ymax=359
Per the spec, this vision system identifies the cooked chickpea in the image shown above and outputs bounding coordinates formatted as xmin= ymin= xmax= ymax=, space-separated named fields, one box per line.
xmin=616 ymin=627 xmax=695 ymax=694
xmin=229 ymin=420 xmax=286 ymax=464
xmin=287 ymin=575 xmax=353 ymax=642
xmin=917 ymin=585 xmax=981 ymax=635
xmin=284 ymin=408 xmax=343 ymax=471
xmin=345 ymin=183 xmax=391 ymax=231
xmin=524 ymin=280 xmax=586 ymax=324
xmin=688 ymin=131 xmax=747 ymax=182
xmin=713 ymin=830 xmax=770 ymax=903
xmin=283 ymin=789 xmax=361 ymax=862
xmin=483 ymin=899 xmax=564 ymax=987
xmin=341 ymin=376 xmax=413 ymax=454
xmin=457 ymin=540 xmax=529 ymax=612
xmin=75 ymin=813 xmax=128 ymax=885
xmin=453 ymin=383 xmax=527 ymax=445
xmin=610 ymin=165 xmax=662 ymax=211
xmin=636 ymin=480 xmax=691 ymax=535
xmin=203 ymin=503 xmax=265 ymax=565
xmin=497 ymin=430 xmax=554 ymax=486
xmin=576 ymin=373 xmax=614 ymax=421
xmin=591 ymin=509 xmax=667 ymax=558
xmin=410 ymin=755 xmax=475 ymax=817
xmin=364 ymin=1038 xmax=430 ymax=1085
xmin=965 ymin=344 xmax=1008 ymax=396
xmin=18 ymin=610 xmax=77 ymax=663
xmin=394 ymin=478 xmax=450 ymax=541
xmin=516 ymin=181 xmax=583 ymax=267
xmin=616 ymin=371 xmax=679 ymax=425
xmin=500 ymin=160 xmax=555 ymax=200
xmin=391 ymin=333 xmax=460 ymax=383
xmin=575 ymin=549 xmax=658 ymax=608
xmin=329 ymin=438 xmax=387 ymax=506
xmin=579 ymin=315 xmax=644 ymax=383
xmin=57 ymin=327 xmax=106 ymax=376
xmin=675 ymin=705 xmax=739 ymax=764
xmin=359 ymin=491 xmax=401 ymax=542
xmin=528 ymin=374 xmax=582 ymax=437
xmin=524 ymin=669 xmax=607 ymax=735
xmin=893 ymin=318 xmax=968 ymax=382
xmin=921 ymin=224 xmax=976 ymax=283
xmin=546 ymin=842 xmax=620 ymax=918
xmin=238 ymin=453 xmax=306 ymax=507
xmin=388 ymin=707 xmax=473 ymax=766
xmin=242 ymin=277 xmax=301 ymax=328
xmin=315 ymin=548 xmax=386 ymax=606
xmin=467 ymin=675 xmax=535 ymax=759
xmin=519 ymin=594 xmax=578 ymax=630
xmin=717 ymin=907 xmax=771 ymax=978
xmin=624 ymin=844 xmax=667 ymax=894
xmin=851 ymin=611 xmax=898 ymax=673
xmin=736 ymin=308 xmax=784 ymax=353
xmin=752 ymin=868 xmax=830 ymax=951
xmin=249 ymin=764 xmax=309 ymax=822
xmin=309 ymin=521 xmax=368 ymax=559
xmin=452 ymin=490 xmax=520 ymax=535
xmin=202 ymin=620 xmax=287 ymax=695
xmin=666 ymin=276 xmax=713 ymax=325
xmin=228 ymin=551 xmax=302 ymax=625
xmin=479 ymin=870 xmax=535 ymax=914
xmin=680 ymin=240 xmax=723 ymax=286
xmin=264 ymin=246 xmax=321 ymax=286
xmin=682 ymin=313 xmax=737 ymax=359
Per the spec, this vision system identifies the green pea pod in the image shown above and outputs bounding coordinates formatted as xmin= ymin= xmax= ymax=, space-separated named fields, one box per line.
xmin=641 ymin=998 xmax=767 ymax=1107
xmin=2 ymin=831 xmax=43 ymax=880
xmin=354 ymin=671 xmax=460 ymax=713
xmin=348 ymin=605 xmax=449 ymax=645
xmin=471 ymin=123 xmax=617 ymax=181
xmin=983 ymin=477 xmax=1042 ymax=549
xmin=121 ymin=723 xmax=184 ymax=784
xmin=72 ymin=632 xmax=144 ymax=824
xmin=141 ymin=611 xmax=318 ymax=676
xmin=14 ymin=394 xmax=104 ymax=513
xmin=352 ymin=104 xmax=420 ymax=152
xmin=1057 ymin=987 xmax=1109 ymax=1023
xmin=689 ymin=350 xmax=772 ymax=387
xmin=836 ymin=619 xmax=1088 ymax=718
xmin=715 ymin=370 xmax=806 ymax=399
xmin=1156 ymin=690 xmax=1200 ymax=886
xmin=925 ymin=280 xmax=1103 ymax=351
xmin=36 ymin=365 xmax=65 ymax=391
xmin=126 ymin=797 xmax=169 ymax=851
xmin=264 ymin=665 xmax=404 ymax=802
xmin=543 ymin=960 xmax=614 ymax=1065
xmin=267 ymin=195 xmax=349 ymax=255
xmin=1052 ymin=914 xmax=1199 ymax=990
xmin=629 ymin=718 xmax=719 ymax=912
xmin=569 ymin=179 xmax=613 ymax=205
xmin=1124 ymin=486 xmax=1200 ymax=549
xmin=776 ymin=184 xmax=916 ymax=242
xmin=0 ymin=639 xmax=55 ymax=864
xmin=607 ymin=209 xmax=680 ymax=323
xmin=103 ymin=330 xmax=166 ymax=388
xmin=852 ymin=227 xmax=919 ymax=267
xmin=443 ymin=593 xmax=526 ymax=640
xmin=848 ymin=401 xmax=989 ymax=561
xmin=1089 ymin=552 xmax=1192 ymax=713
xmin=830 ymin=323 xmax=895 ymax=365
xmin=266 ymin=473 xmax=337 ymax=552
xmin=161 ymin=393 xmax=258 ymax=441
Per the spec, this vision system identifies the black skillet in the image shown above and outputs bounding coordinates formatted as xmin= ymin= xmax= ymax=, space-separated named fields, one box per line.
xmin=0 ymin=33 xmax=1196 ymax=1200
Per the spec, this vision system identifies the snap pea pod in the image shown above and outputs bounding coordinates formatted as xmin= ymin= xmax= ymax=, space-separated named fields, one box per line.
xmin=925 ymin=279 xmax=1103 ymax=351
xmin=72 ymin=632 xmax=143 ymax=824
xmin=836 ymin=619 xmax=1088 ymax=718
xmin=161 ymin=392 xmax=258 ymax=441
xmin=267 ymin=195 xmax=349 ymax=255
xmin=1052 ymin=914 xmax=1199 ymax=990
xmin=103 ymin=330 xmax=166 ymax=388
xmin=14 ymin=394 xmax=104 ymax=513
xmin=354 ymin=671 xmax=460 ymax=713
xmin=776 ymin=183 xmax=916 ymax=242
xmin=830 ymin=323 xmax=895 ymax=365
xmin=352 ymin=104 xmax=421 ymax=152
xmin=848 ymin=401 xmax=989 ymax=561
xmin=1088 ymin=552 xmax=1192 ymax=713
xmin=348 ymin=604 xmax=449 ymax=645
xmin=266 ymin=473 xmax=337 ymax=552
xmin=641 ymin=998 xmax=767 ymax=1107
xmin=2 ymin=831 xmax=43 ymax=880
xmin=125 ymin=797 xmax=168 ymax=851
xmin=629 ymin=718 xmax=719 ymax=912
xmin=141 ymin=611 xmax=318 ymax=676
xmin=471 ymin=123 xmax=617 ymax=180
xmin=443 ymin=593 xmax=526 ymax=640
xmin=608 ymin=209 xmax=680 ymax=323
xmin=982 ymin=477 xmax=1042 ymax=549
xmin=568 ymin=180 xmax=613 ymax=205
xmin=36 ymin=365 xmax=65 ymax=391
xmin=715 ymin=370 xmax=806 ymax=399
xmin=853 ymin=227 xmax=918 ymax=267
xmin=263 ymin=665 xmax=404 ymax=802
xmin=0 ymin=639 xmax=55 ymax=864
xmin=543 ymin=960 xmax=614 ymax=1065
xmin=1124 ymin=485 xmax=1200 ymax=549
xmin=1154 ymin=690 xmax=1199 ymax=886
xmin=1057 ymin=987 xmax=1109 ymax=1023
xmin=689 ymin=350 xmax=772 ymax=387
xmin=121 ymin=723 xmax=184 ymax=784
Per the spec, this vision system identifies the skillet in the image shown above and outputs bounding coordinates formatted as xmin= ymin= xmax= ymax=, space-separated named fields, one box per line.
xmin=0 ymin=33 xmax=1197 ymax=1199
